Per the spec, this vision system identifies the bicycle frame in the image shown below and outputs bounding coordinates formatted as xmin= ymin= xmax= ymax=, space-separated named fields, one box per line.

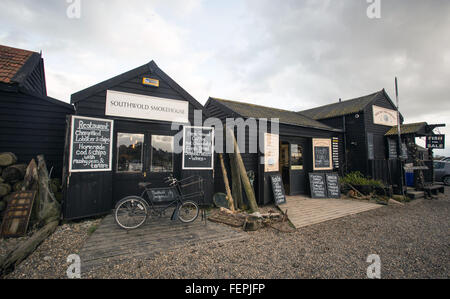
xmin=139 ymin=183 xmax=184 ymax=217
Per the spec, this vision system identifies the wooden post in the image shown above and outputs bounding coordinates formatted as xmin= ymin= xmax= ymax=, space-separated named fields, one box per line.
xmin=229 ymin=153 xmax=244 ymax=210
xmin=219 ymin=153 xmax=235 ymax=211
xmin=227 ymin=128 xmax=259 ymax=213
xmin=0 ymin=220 xmax=59 ymax=277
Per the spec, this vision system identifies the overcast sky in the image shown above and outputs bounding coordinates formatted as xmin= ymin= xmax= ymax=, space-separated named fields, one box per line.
xmin=1 ymin=0 xmax=449 ymax=155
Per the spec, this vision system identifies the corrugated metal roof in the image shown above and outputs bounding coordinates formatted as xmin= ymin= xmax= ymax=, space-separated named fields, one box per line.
xmin=299 ymin=90 xmax=383 ymax=120
xmin=0 ymin=45 xmax=35 ymax=84
xmin=385 ymin=122 xmax=428 ymax=136
xmin=209 ymin=97 xmax=340 ymax=131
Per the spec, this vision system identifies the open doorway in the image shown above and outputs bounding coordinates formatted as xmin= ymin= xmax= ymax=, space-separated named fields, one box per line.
xmin=279 ymin=139 xmax=307 ymax=195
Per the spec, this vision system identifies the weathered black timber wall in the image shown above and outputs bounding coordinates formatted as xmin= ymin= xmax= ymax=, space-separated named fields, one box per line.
xmin=363 ymin=93 xmax=402 ymax=181
xmin=64 ymin=63 xmax=212 ymax=220
xmin=204 ymin=100 xmax=260 ymax=202
xmin=364 ymin=93 xmax=400 ymax=160
xmin=0 ymin=89 xmax=74 ymax=178
xmin=342 ymin=113 xmax=368 ymax=175
xmin=22 ymin=58 xmax=47 ymax=97
xmin=205 ymin=99 xmax=343 ymax=205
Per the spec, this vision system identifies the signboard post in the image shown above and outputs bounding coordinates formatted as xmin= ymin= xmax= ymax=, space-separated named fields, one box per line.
xmin=270 ymin=173 xmax=286 ymax=205
xmin=69 ymin=116 xmax=114 ymax=172
xmin=325 ymin=173 xmax=341 ymax=199
xmin=388 ymin=138 xmax=398 ymax=159
xmin=426 ymin=135 xmax=445 ymax=149
xmin=182 ymin=126 xmax=214 ymax=170
xmin=309 ymin=173 xmax=327 ymax=198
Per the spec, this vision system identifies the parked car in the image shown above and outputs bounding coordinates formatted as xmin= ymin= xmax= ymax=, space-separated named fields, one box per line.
xmin=441 ymin=157 xmax=450 ymax=161
xmin=434 ymin=161 xmax=450 ymax=186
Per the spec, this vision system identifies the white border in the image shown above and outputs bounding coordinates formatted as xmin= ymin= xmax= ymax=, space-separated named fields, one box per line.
xmin=182 ymin=126 xmax=214 ymax=170
xmin=69 ymin=115 xmax=114 ymax=173
xmin=312 ymin=138 xmax=333 ymax=171
xmin=105 ymin=90 xmax=189 ymax=123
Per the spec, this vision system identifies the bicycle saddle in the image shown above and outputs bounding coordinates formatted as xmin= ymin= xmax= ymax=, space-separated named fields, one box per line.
xmin=138 ymin=182 xmax=152 ymax=188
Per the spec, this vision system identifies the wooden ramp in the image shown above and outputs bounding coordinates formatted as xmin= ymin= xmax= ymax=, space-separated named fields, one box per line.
xmin=279 ymin=196 xmax=382 ymax=229
xmin=79 ymin=213 xmax=247 ymax=273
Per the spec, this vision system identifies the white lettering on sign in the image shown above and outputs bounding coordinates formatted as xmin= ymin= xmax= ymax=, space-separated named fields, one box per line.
xmin=69 ymin=116 xmax=114 ymax=172
xmin=106 ymin=90 xmax=189 ymax=123
xmin=373 ymin=105 xmax=398 ymax=127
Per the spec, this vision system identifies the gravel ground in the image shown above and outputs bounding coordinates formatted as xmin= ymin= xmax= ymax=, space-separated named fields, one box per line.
xmin=2 ymin=219 xmax=101 ymax=279
xmin=2 ymin=188 xmax=449 ymax=279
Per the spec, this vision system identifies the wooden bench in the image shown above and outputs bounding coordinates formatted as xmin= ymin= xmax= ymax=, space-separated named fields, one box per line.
xmin=423 ymin=185 xmax=445 ymax=197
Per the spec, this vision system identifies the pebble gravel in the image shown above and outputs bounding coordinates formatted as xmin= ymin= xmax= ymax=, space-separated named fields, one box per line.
xmin=2 ymin=188 xmax=449 ymax=279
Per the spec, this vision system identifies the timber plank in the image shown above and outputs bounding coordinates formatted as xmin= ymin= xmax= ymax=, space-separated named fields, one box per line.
xmin=79 ymin=214 xmax=247 ymax=274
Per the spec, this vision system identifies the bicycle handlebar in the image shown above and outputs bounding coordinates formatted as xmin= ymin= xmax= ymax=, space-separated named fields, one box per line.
xmin=164 ymin=175 xmax=178 ymax=186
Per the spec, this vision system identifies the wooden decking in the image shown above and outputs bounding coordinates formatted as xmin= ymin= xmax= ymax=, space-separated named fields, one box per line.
xmin=79 ymin=213 xmax=248 ymax=273
xmin=279 ymin=196 xmax=382 ymax=229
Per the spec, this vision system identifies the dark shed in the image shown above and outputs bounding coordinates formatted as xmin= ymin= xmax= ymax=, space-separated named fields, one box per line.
xmin=63 ymin=60 xmax=212 ymax=220
xmin=0 ymin=45 xmax=74 ymax=177
xmin=205 ymin=97 xmax=343 ymax=205
xmin=299 ymin=89 xmax=404 ymax=184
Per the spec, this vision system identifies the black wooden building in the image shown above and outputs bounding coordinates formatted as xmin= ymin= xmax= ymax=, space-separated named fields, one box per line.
xmin=63 ymin=60 xmax=213 ymax=220
xmin=0 ymin=45 xmax=74 ymax=178
xmin=204 ymin=97 xmax=343 ymax=205
xmin=299 ymin=89 xmax=404 ymax=185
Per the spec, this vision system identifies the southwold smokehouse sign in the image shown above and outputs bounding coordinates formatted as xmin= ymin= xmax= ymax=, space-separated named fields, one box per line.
xmin=105 ymin=90 xmax=189 ymax=123
xmin=182 ymin=126 xmax=214 ymax=170
xmin=69 ymin=116 xmax=114 ymax=172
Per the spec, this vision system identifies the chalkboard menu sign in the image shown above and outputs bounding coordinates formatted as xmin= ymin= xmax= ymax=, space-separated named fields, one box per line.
xmin=309 ymin=173 xmax=327 ymax=198
xmin=69 ymin=116 xmax=114 ymax=172
xmin=367 ymin=133 xmax=374 ymax=160
xmin=149 ymin=188 xmax=177 ymax=203
xmin=270 ymin=174 xmax=286 ymax=205
xmin=183 ymin=126 xmax=214 ymax=170
xmin=401 ymin=143 xmax=408 ymax=160
xmin=388 ymin=138 xmax=397 ymax=159
xmin=315 ymin=147 xmax=330 ymax=168
xmin=325 ymin=173 xmax=341 ymax=199
xmin=313 ymin=139 xmax=332 ymax=171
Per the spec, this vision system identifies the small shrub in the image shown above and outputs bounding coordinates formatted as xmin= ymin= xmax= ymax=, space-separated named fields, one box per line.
xmin=341 ymin=172 xmax=384 ymax=188
xmin=87 ymin=225 xmax=98 ymax=236
xmin=341 ymin=172 xmax=386 ymax=195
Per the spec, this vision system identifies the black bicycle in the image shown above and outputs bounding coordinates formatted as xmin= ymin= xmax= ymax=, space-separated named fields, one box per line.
xmin=114 ymin=175 xmax=204 ymax=230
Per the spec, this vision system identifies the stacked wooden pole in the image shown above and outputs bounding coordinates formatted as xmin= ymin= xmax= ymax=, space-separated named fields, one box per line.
xmin=225 ymin=128 xmax=259 ymax=213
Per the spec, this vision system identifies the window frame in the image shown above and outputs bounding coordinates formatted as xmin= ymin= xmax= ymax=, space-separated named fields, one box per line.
xmin=150 ymin=135 xmax=175 ymax=173
xmin=116 ymin=132 xmax=145 ymax=173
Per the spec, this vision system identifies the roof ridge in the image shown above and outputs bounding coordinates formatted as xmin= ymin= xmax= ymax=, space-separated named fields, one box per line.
xmin=0 ymin=44 xmax=38 ymax=55
xmin=208 ymin=97 xmax=341 ymax=132
xmin=300 ymin=90 xmax=383 ymax=113
xmin=211 ymin=97 xmax=301 ymax=115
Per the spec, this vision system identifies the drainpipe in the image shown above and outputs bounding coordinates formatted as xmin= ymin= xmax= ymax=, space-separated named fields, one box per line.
xmin=340 ymin=98 xmax=348 ymax=175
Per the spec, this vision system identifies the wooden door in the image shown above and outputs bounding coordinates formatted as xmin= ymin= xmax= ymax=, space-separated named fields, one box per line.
xmin=289 ymin=139 xmax=307 ymax=195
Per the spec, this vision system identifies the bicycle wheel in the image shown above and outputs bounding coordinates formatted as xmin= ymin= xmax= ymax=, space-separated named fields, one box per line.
xmin=114 ymin=196 xmax=148 ymax=230
xmin=178 ymin=200 xmax=199 ymax=223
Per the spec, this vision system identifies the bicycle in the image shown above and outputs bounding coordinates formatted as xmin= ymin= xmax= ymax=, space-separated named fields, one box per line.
xmin=114 ymin=175 xmax=203 ymax=230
